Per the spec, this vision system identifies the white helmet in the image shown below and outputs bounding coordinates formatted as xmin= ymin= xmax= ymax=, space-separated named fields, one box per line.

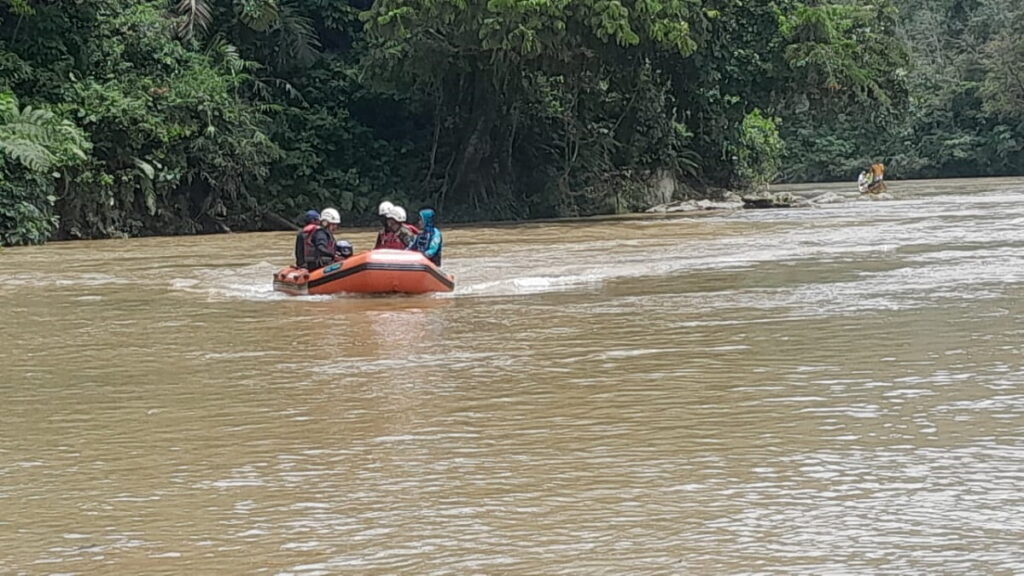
xmin=377 ymin=201 xmax=394 ymax=216
xmin=389 ymin=206 xmax=407 ymax=223
xmin=321 ymin=208 xmax=341 ymax=224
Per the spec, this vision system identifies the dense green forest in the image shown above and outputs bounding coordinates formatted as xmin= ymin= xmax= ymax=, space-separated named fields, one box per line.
xmin=0 ymin=0 xmax=1021 ymax=245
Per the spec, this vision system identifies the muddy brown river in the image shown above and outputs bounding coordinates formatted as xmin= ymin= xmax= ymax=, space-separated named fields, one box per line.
xmin=2 ymin=178 xmax=1023 ymax=574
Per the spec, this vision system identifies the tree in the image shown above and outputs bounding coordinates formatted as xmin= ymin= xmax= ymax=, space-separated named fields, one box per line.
xmin=979 ymin=10 xmax=1024 ymax=123
xmin=736 ymin=109 xmax=784 ymax=190
xmin=776 ymin=0 xmax=910 ymax=182
xmin=0 ymin=91 xmax=88 ymax=245
xmin=3 ymin=0 xmax=1014 ymax=245
xmin=362 ymin=0 xmax=702 ymax=217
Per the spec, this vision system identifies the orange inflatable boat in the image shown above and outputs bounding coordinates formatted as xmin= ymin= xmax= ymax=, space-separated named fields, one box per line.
xmin=273 ymin=249 xmax=454 ymax=295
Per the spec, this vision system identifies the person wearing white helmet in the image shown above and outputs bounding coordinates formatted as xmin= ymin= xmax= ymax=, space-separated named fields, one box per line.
xmin=375 ymin=200 xmax=395 ymax=247
xmin=305 ymin=207 xmax=341 ymax=270
xmin=377 ymin=200 xmax=394 ymax=231
xmin=374 ymin=204 xmax=417 ymax=250
xmin=391 ymin=206 xmax=419 ymax=245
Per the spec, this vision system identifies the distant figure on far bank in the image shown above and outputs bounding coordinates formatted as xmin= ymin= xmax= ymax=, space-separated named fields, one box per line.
xmin=858 ymin=163 xmax=887 ymax=195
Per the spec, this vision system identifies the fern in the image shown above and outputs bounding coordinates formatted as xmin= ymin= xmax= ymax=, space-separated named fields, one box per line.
xmin=175 ymin=0 xmax=213 ymax=40
xmin=236 ymin=0 xmax=279 ymax=32
xmin=0 ymin=93 xmax=88 ymax=173
xmin=0 ymin=139 xmax=51 ymax=171
xmin=205 ymin=36 xmax=257 ymax=75
xmin=251 ymin=76 xmax=307 ymax=104
xmin=276 ymin=2 xmax=321 ymax=67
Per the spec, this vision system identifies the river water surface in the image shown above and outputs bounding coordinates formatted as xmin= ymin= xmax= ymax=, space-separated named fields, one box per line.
xmin=2 ymin=178 xmax=1024 ymax=574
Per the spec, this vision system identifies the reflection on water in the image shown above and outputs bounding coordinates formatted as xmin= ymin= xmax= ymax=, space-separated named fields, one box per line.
xmin=2 ymin=178 xmax=1024 ymax=574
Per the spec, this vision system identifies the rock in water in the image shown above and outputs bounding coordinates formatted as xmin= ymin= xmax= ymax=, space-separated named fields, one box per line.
xmin=809 ymin=191 xmax=846 ymax=204
xmin=742 ymin=191 xmax=799 ymax=209
xmin=645 ymin=198 xmax=744 ymax=213
xmin=865 ymin=192 xmax=895 ymax=201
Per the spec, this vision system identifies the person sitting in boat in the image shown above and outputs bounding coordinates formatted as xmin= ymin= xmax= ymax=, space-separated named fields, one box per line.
xmin=407 ymin=208 xmax=443 ymax=266
xmin=374 ymin=205 xmax=417 ymax=250
xmin=305 ymin=207 xmax=342 ymax=270
xmin=294 ymin=210 xmax=320 ymax=268
xmin=376 ymin=200 xmax=394 ymax=234
xmin=404 ymin=207 xmax=420 ymax=236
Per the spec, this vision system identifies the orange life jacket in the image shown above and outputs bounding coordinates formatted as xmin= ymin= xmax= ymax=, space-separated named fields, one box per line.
xmin=376 ymin=231 xmax=406 ymax=250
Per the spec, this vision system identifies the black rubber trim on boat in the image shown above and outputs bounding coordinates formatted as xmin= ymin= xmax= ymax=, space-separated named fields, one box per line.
xmin=308 ymin=262 xmax=455 ymax=291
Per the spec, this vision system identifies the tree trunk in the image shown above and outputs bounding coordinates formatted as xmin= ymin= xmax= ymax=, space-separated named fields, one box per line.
xmin=447 ymin=68 xmax=498 ymax=210
xmin=264 ymin=211 xmax=299 ymax=230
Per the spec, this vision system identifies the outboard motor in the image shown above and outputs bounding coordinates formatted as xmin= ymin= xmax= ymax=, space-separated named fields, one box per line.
xmin=335 ymin=240 xmax=354 ymax=259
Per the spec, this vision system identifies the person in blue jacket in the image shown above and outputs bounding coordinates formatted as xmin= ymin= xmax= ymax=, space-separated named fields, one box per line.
xmin=407 ymin=208 xmax=443 ymax=266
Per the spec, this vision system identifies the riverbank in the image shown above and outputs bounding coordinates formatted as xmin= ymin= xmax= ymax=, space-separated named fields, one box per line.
xmin=648 ymin=175 xmax=1024 ymax=214
xmin=646 ymin=188 xmax=847 ymax=213
xmin=11 ymin=176 xmax=1024 ymax=247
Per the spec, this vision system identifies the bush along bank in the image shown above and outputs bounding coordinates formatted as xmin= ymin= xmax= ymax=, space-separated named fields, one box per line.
xmin=2 ymin=0 xmax=928 ymax=245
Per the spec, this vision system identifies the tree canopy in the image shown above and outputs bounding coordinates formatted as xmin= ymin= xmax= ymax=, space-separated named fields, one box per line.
xmin=0 ymin=0 xmax=1019 ymax=245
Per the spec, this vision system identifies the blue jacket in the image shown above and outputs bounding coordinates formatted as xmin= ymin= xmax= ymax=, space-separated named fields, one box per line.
xmin=408 ymin=208 xmax=443 ymax=266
